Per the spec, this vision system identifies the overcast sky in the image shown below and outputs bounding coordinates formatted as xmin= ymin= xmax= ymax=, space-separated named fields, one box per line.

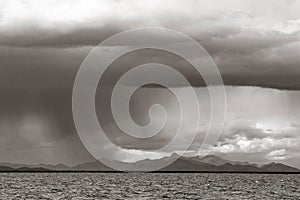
xmin=1 ymin=0 xmax=300 ymax=168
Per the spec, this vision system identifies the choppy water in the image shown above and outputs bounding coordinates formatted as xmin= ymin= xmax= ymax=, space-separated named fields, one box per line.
xmin=0 ymin=173 xmax=299 ymax=199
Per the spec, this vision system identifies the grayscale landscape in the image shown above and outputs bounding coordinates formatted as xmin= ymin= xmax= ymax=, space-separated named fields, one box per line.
xmin=1 ymin=0 xmax=300 ymax=199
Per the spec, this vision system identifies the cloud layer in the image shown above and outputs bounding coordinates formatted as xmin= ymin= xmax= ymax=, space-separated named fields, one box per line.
xmin=0 ymin=0 xmax=300 ymax=46
xmin=1 ymin=0 xmax=300 ymax=89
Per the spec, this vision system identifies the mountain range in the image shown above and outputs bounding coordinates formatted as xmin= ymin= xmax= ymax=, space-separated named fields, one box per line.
xmin=0 ymin=154 xmax=299 ymax=172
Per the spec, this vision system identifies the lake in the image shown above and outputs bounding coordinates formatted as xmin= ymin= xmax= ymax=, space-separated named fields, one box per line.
xmin=0 ymin=173 xmax=299 ymax=199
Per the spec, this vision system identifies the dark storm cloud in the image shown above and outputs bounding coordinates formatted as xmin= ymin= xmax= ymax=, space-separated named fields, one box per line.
xmin=0 ymin=0 xmax=300 ymax=89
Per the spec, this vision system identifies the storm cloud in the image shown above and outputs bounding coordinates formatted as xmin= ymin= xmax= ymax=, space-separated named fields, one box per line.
xmin=0 ymin=0 xmax=300 ymax=88
xmin=0 ymin=0 xmax=300 ymax=167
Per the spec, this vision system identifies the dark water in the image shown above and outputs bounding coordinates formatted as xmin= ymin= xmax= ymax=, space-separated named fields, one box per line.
xmin=0 ymin=173 xmax=299 ymax=199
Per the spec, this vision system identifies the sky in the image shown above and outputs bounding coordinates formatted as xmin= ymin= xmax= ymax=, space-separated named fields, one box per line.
xmin=0 ymin=0 xmax=300 ymax=168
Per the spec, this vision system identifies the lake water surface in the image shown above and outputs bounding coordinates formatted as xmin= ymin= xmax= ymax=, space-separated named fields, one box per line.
xmin=0 ymin=173 xmax=299 ymax=199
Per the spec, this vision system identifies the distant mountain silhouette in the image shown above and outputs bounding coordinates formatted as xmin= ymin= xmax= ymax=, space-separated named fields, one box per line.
xmin=260 ymin=162 xmax=299 ymax=172
xmin=0 ymin=165 xmax=14 ymax=171
xmin=159 ymin=155 xmax=299 ymax=172
xmin=15 ymin=167 xmax=50 ymax=172
xmin=158 ymin=156 xmax=218 ymax=171
xmin=216 ymin=163 xmax=259 ymax=172
xmin=66 ymin=154 xmax=300 ymax=172
xmin=0 ymin=163 xmax=69 ymax=171
xmin=0 ymin=165 xmax=49 ymax=172
xmin=0 ymin=155 xmax=299 ymax=172
xmin=72 ymin=160 xmax=114 ymax=171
